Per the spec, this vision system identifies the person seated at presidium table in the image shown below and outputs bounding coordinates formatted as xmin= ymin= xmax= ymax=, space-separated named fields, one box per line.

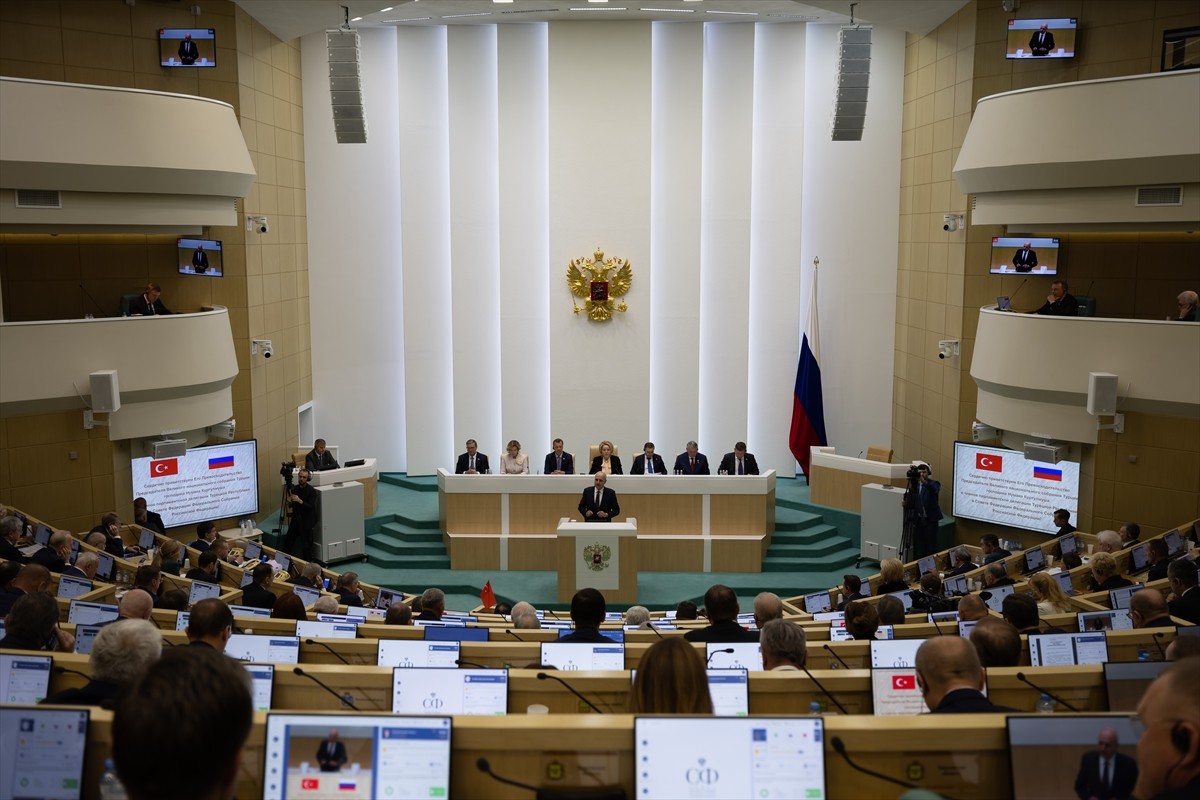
xmin=128 ymin=283 xmax=172 ymax=316
xmin=544 ymin=438 xmax=574 ymax=475
xmin=630 ymin=442 xmax=667 ymax=475
xmin=1034 ymin=280 xmax=1079 ymax=316
xmin=673 ymin=441 xmax=710 ymax=475
xmin=455 ymin=439 xmax=489 ymax=474
xmin=579 ymin=473 xmax=620 ymax=522
xmin=500 ymin=439 xmax=529 ymax=474
xmin=1178 ymin=289 xmax=1198 ymax=321
xmin=718 ymin=442 xmax=759 ymax=475
xmin=589 ymin=440 xmax=622 ymax=475
xmin=305 ymin=438 xmax=339 ymax=472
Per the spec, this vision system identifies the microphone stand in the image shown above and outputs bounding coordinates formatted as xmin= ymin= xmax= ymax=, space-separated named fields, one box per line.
xmin=292 ymin=666 xmax=360 ymax=710
xmin=304 ymin=638 xmax=350 ymax=665
xmin=1015 ymin=671 xmax=1079 ymax=711
xmin=801 ymin=666 xmax=847 ymax=714
xmin=536 ymin=672 xmax=604 ymax=713
xmin=831 ymin=736 xmax=954 ymax=800
xmin=823 ymin=644 xmax=850 ymax=669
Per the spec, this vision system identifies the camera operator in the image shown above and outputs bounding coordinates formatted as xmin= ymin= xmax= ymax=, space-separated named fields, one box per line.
xmin=900 ymin=462 xmax=942 ymax=558
xmin=283 ymin=467 xmax=317 ymax=562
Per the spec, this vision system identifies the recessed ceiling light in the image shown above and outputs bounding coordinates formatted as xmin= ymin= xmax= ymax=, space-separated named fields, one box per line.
xmin=706 ymin=9 xmax=757 ymax=15
xmin=570 ymin=6 xmax=627 ymax=9
xmin=379 ymin=6 xmax=393 ymax=11
xmin=493 ymin=0 xmax=514 ymax=3
xmin=382 ymin=17 xmax=432 ymax=22
xmin=351 ymin=16 xmax=363 ymax=22
xmin=642 ymin=6 xmax=694 ymax=10
xmin=441 ymin=12 xmax=494 ymax=18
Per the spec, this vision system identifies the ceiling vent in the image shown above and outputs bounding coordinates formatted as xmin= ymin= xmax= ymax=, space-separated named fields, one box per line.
xmin=15 ymin=189 xmax=61 ymax=208
xmin=1135 ymin=185 xmax=1183 ymax=207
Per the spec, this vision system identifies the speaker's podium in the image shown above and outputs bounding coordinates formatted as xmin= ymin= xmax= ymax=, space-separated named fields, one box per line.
xmin=556 ymin=518 xmax=638 ymax=603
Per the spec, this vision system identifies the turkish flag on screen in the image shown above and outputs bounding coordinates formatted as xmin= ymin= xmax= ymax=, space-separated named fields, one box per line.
xmin=975 ymin=453 xmax=1003 ymax=472
xmin=892 ymin=674 xmax=916 ymax=690
xmin=300 ymin=778 xmax=319 ymax=790
xmin=150 ymin=458 xmax=178 ymax=477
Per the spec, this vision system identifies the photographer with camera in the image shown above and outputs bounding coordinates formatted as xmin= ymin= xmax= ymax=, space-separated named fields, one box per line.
xmin=900 ymin=462 xmax=942 ymax=559
xmin=282 ymin=465 xmax=317 ymax=562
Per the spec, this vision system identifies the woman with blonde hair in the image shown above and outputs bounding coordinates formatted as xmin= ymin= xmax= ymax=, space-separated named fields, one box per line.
xmin=1029 ymin=572 xmax=1073 ymax=614
xmin=500 ymin=440 xmax=529 ymax=474
xmin=629 ymin=637 xmax=713 ymax=714
xmin=876 ymin=558 xmax=908 ymax=594
xmin=155 ymin=539 xmax=184 ymax=576
xmin=588 ymin=441 xmax=623 ymax=476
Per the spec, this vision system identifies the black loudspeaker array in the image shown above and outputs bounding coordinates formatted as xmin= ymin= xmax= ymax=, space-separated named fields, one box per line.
xmin=832 ymin=26 xmax=872 ymax=141
xmin=328 ymin=29 xmax=367 ymax=144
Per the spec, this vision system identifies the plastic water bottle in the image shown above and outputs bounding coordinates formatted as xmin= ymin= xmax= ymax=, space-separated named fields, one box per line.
xmin=99 ymin=759 xmax=128 ymax=799
xmin=1137 ymin=648 xmax=1150 ymax=662
xmin=1035 ymin=693 xmax=1057 ymax=714
xmin=809 ymin=700 xmax=822 ymax=716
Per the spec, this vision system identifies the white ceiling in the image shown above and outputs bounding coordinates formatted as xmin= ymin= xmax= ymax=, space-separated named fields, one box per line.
xmin=234 ymin=0 xmax=968 ymax=44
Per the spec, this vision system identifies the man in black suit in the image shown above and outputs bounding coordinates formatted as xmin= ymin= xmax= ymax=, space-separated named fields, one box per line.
xmin=673 ymin=441 xmax=710 ymax=475
xmin=836 ymin=575 xmax=866 ymax=610
xmin=557 ymin=588 xmax=610 ymax=644
xmin=317 ymin=730 xmax=349 ymax=772
xmin=630 ymin=442 xmax=667 ymax=475
xmin=718 ymin=442 xmax=759 ymax=476
xmin=186 ymin=550 xmax=221 ymax=583
xmin=1145 ymin=539 xmax=1171 ymax=582
xmin=189 ymin=521 xmax=218 ymax=552
xmin=133 ymin=497 xmax=166 ymax=535
xmin=128 ymin=283 xmax=172 ymax=316
xmin=415 ymin=587 xmax=444 ymax=621
xmin=0 ymin=564 xmax=52 ymax=618
xmin=31 ymin=531 xmax=71 ymax=573
xmin=1130 ymin=590 xmax=1175 ymax=629
xmin=284 ymin=470 xmax=318 ymax=561
xmin=1167 ymin=560 xmax=1200 ymax=625
xmin=1053 ymin=509 xmax=1076 ymax=538
xmin=1074 ymin=727 xmax=1138 ymax=800
xmin=1029 ymin=23 xmax=1055 ymax=56
xmin=578 ymin=473 xmax=620 ymax=522
xmin=544 ymin=438 xmax=575 ymax=475
xmin=91 ymin=512 xmax=134 ymax=559
xmin=1035 ymin=280 xmax=1080 ymax=316
xmin=916 ymin=636 xmax=1017 ymax=713
xmin=191 ymin=244 xmax=209 ymax=273
xmin=983 ymin=562 xmax=1016 ymax=588
xmin=43 ymin=619 xmax=162 ymax=709
xmin=178 ymin=33 xmax=200 ymax=65
xmin=1012 ymin=242 xmax=1038 ymax=271
xmin=0 ymin=515 xmax=26 ymax=564
xmin=901 ymin=462 xmax=943 ymax=557
xmin=684 ymin=584 xmax=758 ymax=643
xmin=945 ymin=546 xmax=975 ymax=577
xmin=305 ymin=438 xmax=340 ymax=471
xmin=241 ymin=564 xmax=277 ymax=610
xmin=455 ymin=439 xmax=489 ymax=474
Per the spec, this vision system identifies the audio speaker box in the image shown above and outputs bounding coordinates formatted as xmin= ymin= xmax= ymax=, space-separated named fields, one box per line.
xmin=89 ymin=370 xmax=120 ymax=413
xmin=152 ymin=439 xmax=188 ymax=459
xmin=1087 ymin=372 xmax=1118 ymax=415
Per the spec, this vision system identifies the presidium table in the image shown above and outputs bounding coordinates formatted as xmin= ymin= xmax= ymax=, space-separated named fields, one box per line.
xmin=436 ymin=469 xmax=776 ymax=573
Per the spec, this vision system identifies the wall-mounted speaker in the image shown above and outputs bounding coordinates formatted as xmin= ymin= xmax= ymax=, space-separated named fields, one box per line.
xmin=1087 ymin=372 xmax=1119 ymax=415
xmin=327 ymin=29 xmax=366 ymax=144
xmin=1024 ymin=441 xmax=1067 ymax=464
xmin=151 ymin=439 xmax=188 ymax=459
xmin=89 ymin=370 xmax=120 ymax=413
xmin=832 ymin=26 xmax=872 ymax=141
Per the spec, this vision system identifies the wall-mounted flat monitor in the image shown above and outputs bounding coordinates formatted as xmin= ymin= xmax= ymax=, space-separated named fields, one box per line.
xmin=952 ymin=442 xmax=1079 ymax=533
xmin=989 ymin=236 xmax=1061 ymax=275
xmin=132 ymin=440 xmax=259 ymax=529
xmin=1006 ymin=18 xmax=1078 ymax=59
xmin=177 ymin=238 xmax=223 ymax=277
xmin=159 ymin=28 xmax=216 ymax=68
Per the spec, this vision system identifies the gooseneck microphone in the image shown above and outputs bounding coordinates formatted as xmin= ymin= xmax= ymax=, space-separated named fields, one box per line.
xmin=505 ymin=628 xmax=525 ymax=643
xmin=1015 ymin=671 xmax=1079 ymax=712
xmin=823 ymin=644 xmax=850 ymax=669
xmin=78 ymin=283 xmax=109 ymax=317
xmin=831 ymin=736 xmax=954 ymax=800
xmin=53 ymin=665 xmax=92 ymax=681
xmin=304 ymin=638 xmax=350 ymax=665
xmin=455 ymin=658 xmax=489 ymax=669
xmin=800 ymin=666 xmax=847 ymax=714
xmin=645 ymin=623 xmax=664 ymax=639
xmin=707 ymin=647 xmax=734 ymax=665
xmin=1009 ymin=278 xmax=1028 ymax=307
xmin=292 ymin=666 xmax=360 ymax=711
xmin=475 ymin=758 xmax=541 ymax=793
xmin=1152 ymin=631 xmax=1167 ymax=660
xmin=536 ymin=671 xmax=604 ymax=713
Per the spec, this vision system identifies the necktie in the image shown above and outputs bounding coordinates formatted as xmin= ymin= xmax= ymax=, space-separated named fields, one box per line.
xmin=1104 ymin=757 xmax=1111 ymax=788
xmin=690 ymin=457 xmax=695 ymax=471
xmin=556 ymin=455 xmax=562 ymax=471
xmin=595 ymin=489 xmax=600 ymax=507
xmin=738 ymin=459 xmax=743 ymax=475
xmin=470 ymin=456 xmax=474 ymax=471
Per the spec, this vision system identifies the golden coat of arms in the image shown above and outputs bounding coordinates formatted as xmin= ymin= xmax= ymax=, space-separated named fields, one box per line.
xmin=583 ymin=542 xmax=612 ymax=572
xmin=567 ymin=247 xmax=632 ymax=322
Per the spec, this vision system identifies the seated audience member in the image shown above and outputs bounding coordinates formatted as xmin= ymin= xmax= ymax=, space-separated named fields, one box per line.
xmin=1029 ymin=571 xmax=1073 ymax=614
xmin=915 ymin=636 xmax=1017 ymax=713
xmin=1133 ymin=657 xmax=1200 ymax=799
xmin=0 ymin=560 xmax=21 ymax=590
xmin=1052 ymin=509 xmax=1076 ymax=538
xmin=133 ymin=564 xmax=162 ymax=600
xmin=1075 ymin=727 xmax=1139 ymax=800
xmin=189 ymin=521 xmax=218 ymax=552
xmin=155 ymin=539 xmax=184 ymax=576
xmin=877 ymin=595 xmax=907 ymax=626
xmin=956 ymin=593 xmax=989 ymax=622
xmin=113 ymin=646 xmax=252 ymax=800
xmin=1145 ymin=539 xmax=1171 ymax=582
xmin=31 ymin=531 xmax=72 ymax=573
xmin=291 ymin=562 xmax=324 ymax=588
xmin=837 ymin=575 xmax=865 ymax=609
xmin=186 ymin=550 xmax=221 ymax=583
xmin=415 ymin=587 xmax=444 ymax=620
xmin=241 ymin=563 xmax=278 ymax=610
xmin=717 ymin=442 xmax=759 ymax=475
xmin=1034 ymin=280 xmax=1079 ymax=316
xmin=1129 ymin=590 xmax=1174 ymax=629
xmin=675 ymin=599 xmax=699 ymax=620
xmin=760 ymin=619 xmax=808 ymax=671
xmin=119 ymin=589 xmax=155 ymax=621
xmin=455 ymin=439 xmax=490 ymax=475
xmin=132 ymin=497 xmax=166 ymax=535
xmin=684 ymin=584 xmax=757 ymax=643
xmin=1177 ymin=289 xmax=1198 ymax=321
xmin=511 ymin=601 xmax=540 ymax=630
xmin=42 ymin=619 xmax=162 ymax=708
xmin=1095 ymin=529 xmax=1122 ymax=553
xmin=84 ymin=531 xmax=107 ymax=550
xmin=1089 ymin=552 xmax=1133 ymax=593
xmin=72 ymin=552 xmax=99 ymax=581
xmin=1166 ymin=636 xmax=1200 ymax=661
xmin=90 ymin=513 xmax=130 ymax=559
xmin=0 ymin=515 xmax=26 ymax=563
xmin=628 ymin=637 xmax=713 ymax=714
xmin=158 ymin=589 xmax=188 ymax=611
xmin=0 ymin=591 xmax=74 ymax=651
xmin=500 ymin=439 xmax=530 ymax=474
xmin=208 ymin=538 xmax=241 ymax=567
xmin=494 ymin=602 xmax=513 ymax=617
xmin=385 ymin=603 xmax=413 ymax=625
xmin=753 ymin=592 xmax=784 ymax=627
xmin=673 ymin=441 xmax=710 ymax=475
xmin=271 ymin=592 xmax=307 ymax=621
xmin=875 ymin=558 xmax=909 ymax=594
xmin=980 ymin=533 xmax=1010 ymax=564
xmin=625 ymin=605 xmax=651 ymax=628
xmin=185 ymin=598 xmax=233 ymax=651
xmin=544 ymin=438 xmax=575 ymax=475
xmin=334 ymin=572 xmax=365 ymax=608
xmin=559 ymin=587 xmax=610 ymax=644
xmin=1000 ymin=593 xmax=1042 ymax=635
xmin=1061 ymin=551 xmax=1084 ymax=570
xmin=1167 ymin=559 xmax=1200 ymax=625
xmin=983 ymin=562 xmax=1015 ymax=588
xmin=0 ymin=564 xmax=52 ymax=616
xmin=945 ymin=546 xmax=975 ymax=577
xmin=312 ymin=595 xmax=339 ymax=615
xmin=969 ymin=617 xmax=1022 ymax=668
xmin=843 ymin=601 xmax=879 ymax=641
xmin=305 ymin=438 xmax=340 ymax=472
xmin=1119 ymin=521 xmax=1141 ymax=548
xmin=912 ymin=573 xmax=952 ymax=613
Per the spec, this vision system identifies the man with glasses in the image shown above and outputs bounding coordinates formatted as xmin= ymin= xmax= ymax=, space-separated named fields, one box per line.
xmin=1132 ymin=657 xmax=1200 ymax=799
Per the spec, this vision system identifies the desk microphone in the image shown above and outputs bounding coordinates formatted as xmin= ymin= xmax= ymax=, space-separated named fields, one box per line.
xmin=706 ymin=647 xmax=734 ymax=665
xmin=304 ymin=638 xmax=350 ymax=665
xmin=292 ymin=666 xmax=359 ymax=711
xmin=544 ymin=609 xmax=564 ymax=621
xmin=1081 ymin=279 xmax=1095 ymax=305
xmin=645 ymin=623 xmax=664 ymax=639
xmin=505 ymin=628 xmax=525 ymax=643
xmin=1152 ymin=631 xmax=1167 ymax=660
xmin=78 ymin=283 xmax=109 ymax=317
xmin=928 ymin=613 xmax=947 ymax=637
xmin=801 ymin=666 xmax=847 ymax=714
xmin=475 ymin=758 xmax=540 ymax=793
xmin=831 ymin=736 xmax=954 ymax=800
xmin=454 ymin=658 xmax=489 ymax=669
xmin=1015 ymin=671 xmax=1079 ymax=712
xmin=536 ymin=672 xmax=604 ymax=713
xmin=1009 ymin=278 xmax=1028 ymax=308
xmin=823 ymin=644 xmax=850 ymax=669
xmin=53 ymin=665 xmax=92 ymax=681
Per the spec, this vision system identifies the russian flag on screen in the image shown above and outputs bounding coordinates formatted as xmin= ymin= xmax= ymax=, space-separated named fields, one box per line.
xmin=208 ymin=455 xmax=235 ymax=469
xmin=337 ymin=781 xmax=357 ymax=791
xmin=1033 ymin=466 xmax=1063 ymax=481
xmin=789 ymin=266 xmax=828 ymax=479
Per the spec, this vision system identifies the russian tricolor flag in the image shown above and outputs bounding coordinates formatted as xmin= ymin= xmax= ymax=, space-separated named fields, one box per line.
xmin=789 ymin=265 xmax=828 ymax=479
xmin=208 ymin=455 xmax=235 ymax=469
xmin=1033 ymin=465 xmax=1063 ymax=481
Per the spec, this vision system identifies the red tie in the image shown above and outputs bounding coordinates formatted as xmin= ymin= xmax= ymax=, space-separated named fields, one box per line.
xmin=690 ymin=457 xmax=695 ymax=472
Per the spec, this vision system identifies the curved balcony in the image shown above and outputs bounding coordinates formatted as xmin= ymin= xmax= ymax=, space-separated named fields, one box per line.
xmin=971 ymin=307 xmax=1200 ymax=443
xmin=0 ymin=307 xmax=238 ymax=440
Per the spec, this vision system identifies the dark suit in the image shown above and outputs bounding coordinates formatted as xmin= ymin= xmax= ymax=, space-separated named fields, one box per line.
xmin=128 ymin=294 xmax=172 ymax=316
xmin=933 ymin=688 xmax=1017 ymax=713
xmin=138 ymin=511 xmax=166 ymax=535
xmin=1036 ymin=293 xmax=1080 ymax=316
xmin=945 ymin=562 xmax=974 ymax=578
xmin=1029 ymin=30 xmax=1055 ymax=56
xmin=588 ymin=455 xmax=623 ymax=475
xmin=543 ymin=451 xmax=575 ymax=475
xmin=578 ymin=486 xmax=620 ymax=522
xmin=1095 ymin=575 xmax=1133 ymax=592
xmin=906 ymin=478 xmax=943 ymax=557
xmin=1147 ymin=561 xmax=1170 ymax=582
xmin=983 ymin=548 xmax=1011 ymax=565
xmin=1055 ymin=523 xmax=1077 ymax=538
xmin=455 ymin=451 xmax=490 ymax=474
xmin=316 ymin=739 xmax=348 ymax=772
xmin=178 ymin=39 xmax=200 ymax=65
xmin=683 ymin=619 xmax=759 ymax=644
xmin=305 ymin=449 xmax=340 ymax=472
xmin=191 ymin=249 xmax=209 ymax=272
xmin=186 ymin=567 xmax=219 ymax=584
xmin=0 ymin=538 xmax=27 ymax=564
xmin=673 ymin=452 xmax=710 ymax=475
xmin=557 ymin=627 xmax=611 ymax=644
xmin=630 ymin=453 xmax=667 ymax=475
xmin=718 ymin=452 xmax=759 ymax=476
xmin=61 ymin=565 xmax=88 ymax=580
xmin=188 ymin=539 xmax=211 ymax=553
xmin=1074 ymin=750 xmax=1137 ymax=800
xmin=241 ymin=582 xmax=277 ymax=610
xmin=836 ymin=592 xmax=864 ymax=611
xmin=42 ymin=679 xmax=121 ymax=709
xmin=1012 ymin=248 xmax=1038 ymax=271
xmin=31 ymin=547 xmax=66 ymax=573
xmin=336 ymin=587 xmax=364 ymax=608
xmin=0 ymin=586 xmax=26 ymax=617
xmin=1169 ymin=587 xmax=1200 ymax=625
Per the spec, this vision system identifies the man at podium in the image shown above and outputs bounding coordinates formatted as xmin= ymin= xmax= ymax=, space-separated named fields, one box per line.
xmin=579 ymin=473 xmax=620 ymax=522
xmin=305 ymin=438 xmax=339 ymax=471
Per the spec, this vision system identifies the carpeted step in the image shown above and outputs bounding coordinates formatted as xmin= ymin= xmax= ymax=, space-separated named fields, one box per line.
xmin=367 ymin=536 xmax=446 ymax=557
xmin=767 ymin=536 xmax=853 ymax=558
xmin=367 ymin=552 xmax=451 ymax=570
xmin=768 ymin=524 xmax=838 ymax=545
xmin=379 ymin=474 xmax=440 ymax=492
xmin=378 ymin=522 xmax=442 ymax=541
xmin=760 ymin=546 xmax=860 ymax=572
xmin=772 ymin=507 xmax=825 ymax=531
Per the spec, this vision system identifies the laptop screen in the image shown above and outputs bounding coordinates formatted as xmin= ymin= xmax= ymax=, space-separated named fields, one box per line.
xmin=830 ymin=624 xmax=894 ymax=642
xmin=0 ymin=654 xmax=52 ymax=705
xmin=1024 ymin=548 xmax=1045 ymax=572
xmin=982 ymin=585 xmax=1014 ymax=612
xmin=34 ymin=524 xmax=52 ymax=546
xmin=176 ymin=611 xmax=190 ymax=631
xmin=137 ymin=528 xmax=155 ymax=550
xmin=0 ymin=708 xmax=89 ymax=800
xmin=239 ymin=571 xmax=255 ymax=588
xmin=226 ymin=634 xmax=300 ymax=664
xmin=377 ymin=640 xmax=460 ymax=669
xmin=230 ymin=604 xmax=272 ymax=620
xmin=887 ymin=590 xmax=914 ymax=611
xmin=871 ymin=668 xmax=928 ymax=716
xmin=705 ymin=642 xmax=763 ymax=671
xmin=869 ymin=638 xmax=926 ymax=669
xmin=539 ymin=642 xmax=625 ymax=671
xmin=1077 ymin=609 xmax=1133 ymax=632
xmin=803 ymin=591 xmax=832 ymax=614
xmin=56 ymin=575 xmax=93 ymax=600
xmin=1059 ymin=534 xmax=1077 ymax=555
xmin=958 ymin=619 xmax=979 ymax=638
xmin=243 ymin=540 xmax=263 ymax=562
xmin=292 ymin=585 xmax=320 ymax=607
xmin=346 ymin=606 xmax=387 ymax=623
xmin=996 ymin=295 xmax=1012 ymax=311
xmin=1128 ymin=544 xmax=1149 ymax=572
xmin=1053 ymin=571 xmax=1075 ymax=596
xmin=272 ymin=551 xmax=291 ymax=574
xmin=188 ymin=581 xmax=221 ymax=605
xmin=296 ymin=621 xmax=357 ymax=640
xmin=73 ymin=621 xmax=117 ymax=655
xmin=246 ymin=664 xmax=275 ymax=712
xmin=554 ymin=628 xmax=625 ymax=644
xmin=1164 ymin=530 xmax=1183 ymax=556
xmin=635 ymin=717 xmax=825 ymax=800
xmin=1007 ymin=715 xmax=1138 ymax=800
xmin=1109 ymin=585 xmax=1143 ymax=610
xmin=943 ymin=575 xmax=968 ymax=596
xmin=94 ymin=551 xmax=115 ymax=581
xmin=811 ymin=611 xmax=844 ymax=622
xmin=262 ymin=713 xmax=451 ymax=800
xmin=67 ymin=600 xmax=119 ymax=626
xmin=425 ymin=627 xmax=489 ymax=643
xmin=375 ymin=588 xmax=403 ymax=609
xmin=706 ymin=669 xmax=749 ymax=717
xmin=1104 ymin=661 xmax=1170 ymax=712
xmin=1028 ymin=632 xmax=1109 ymax=666
xmin=917 ymin=556 xmax=937 ymax=576
xmin=391 ymin=668 xmax=507 ymax=716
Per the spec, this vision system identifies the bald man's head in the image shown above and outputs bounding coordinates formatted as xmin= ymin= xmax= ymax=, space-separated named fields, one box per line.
xmin=915 ymin=635 xmax=985 ymax=711
xmin=753 ymin=592 xmax=783 ymax=626
xmin=1130 ymin=589 xmax=1170 ymax=628
xmin=12 ymin=564 xmax=52 ymax=594
xmin=119 ymin=589 xmax=155 ymax=621
xmin=957 ymin=593 xmax=988 ymax=621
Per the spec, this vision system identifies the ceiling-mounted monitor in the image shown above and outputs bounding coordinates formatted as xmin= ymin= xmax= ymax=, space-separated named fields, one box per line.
xmin=1006 ymin=18 xmax=1078 ymax=59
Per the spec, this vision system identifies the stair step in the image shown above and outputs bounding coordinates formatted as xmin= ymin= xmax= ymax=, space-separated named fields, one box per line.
xmin=379 ymin=522 xmax=442 ymax=541
xmin=761 ymin=548 xmax=860 ymax=572
xmin=767 ymin=537 xmax=853 ymax=557
xmin=368 ymin=539 xmax=447 ymax=557
xmin=769 ymin=525 xmax=838 ymax=544
xmin=368 ymin=553 xmax=451 ymax=569
xmin=774 ymin=508 xmax=824 ymax=528
xmin=379 ymin=474 xmax=439 ymax=492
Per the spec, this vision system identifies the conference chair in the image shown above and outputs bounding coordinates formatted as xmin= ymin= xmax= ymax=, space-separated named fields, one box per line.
xmin=866 ymin=446 xmax=893 ymax=463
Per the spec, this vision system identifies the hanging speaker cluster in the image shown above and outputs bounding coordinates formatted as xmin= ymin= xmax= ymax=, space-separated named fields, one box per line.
xmin=328 ymin=29 xmax=367 ymax=144
xmin=832 ymin=26 xmax=872 ymax=141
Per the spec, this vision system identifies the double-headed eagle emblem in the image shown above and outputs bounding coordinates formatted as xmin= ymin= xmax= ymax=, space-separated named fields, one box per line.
xmin=567 ymin=247 xmax=632 ymax=322
xmin=583 ymin=542 xmax=612 ymax=572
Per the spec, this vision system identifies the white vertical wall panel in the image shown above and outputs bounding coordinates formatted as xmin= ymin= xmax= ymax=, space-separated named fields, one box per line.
xmin=497 ymin=25 xmax=551 ymax=465
xmin=649 ymin=23 xmax=704 ymax=460
xmin=747 ymin=24 xmax=807 ymax=478
xmin=448 ymin=26 xmax=503 ymax=461
xmin=397 ymin=27 xmax=455 ymax=475
xmin=547 ymin=22 xmax=653 ymax=461
xmin=698 ymin=24 xmax=756 ymax=457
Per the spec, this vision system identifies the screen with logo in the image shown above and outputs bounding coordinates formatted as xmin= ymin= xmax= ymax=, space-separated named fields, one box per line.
xmin=1007 ymin=716 xmax=1139 ymax=800
xmin=292 ymin=585 xmax=320 ymax=607
xmin=246 ymin=664 xmax=275 ymax=712
xmin=0 ymin=708 xmax=89 ymax=800
xmin=982 ymin=584 xmax=1015 ymax=613
xmin=989 ymin=235 xmax=1062 ymax=273
xmin=66 ymin=600 xmax=119 ymax=626
xmin=425 ymin=626 xmax=489 ymax=643
xmin=705 ymin=642 xmax=763 ymax=671
xmin=296 ymin=621 xmax=357 ymax=640
xmin=707 ymin=669 xmax=749 ymax=717
xmin=226 ymin=634 xmax=300 ymax=664
xmin=539 ymin=642 xmax=625 ymax=671
xmin=952 ymin=442 xmax=1080 ymax=534
xmin=1028 ymin=632 xmax=1109 ymax=666
xmin=188 ymin=581 xmax=222 ymax=605
xmin=871 ymin=667 xmax=928 ymax=715
xmin=131 ymin=440 xmax=259 ymax=529
xmin=0 ymin=654 xmax=52 ymax=705
xmin=1109 ymin=585 xmax=1143 ymax=610
xmin=55 ymin=575 xmax=92 ymax=600
xmin=869 ymin=639 xmax=926 ymax=670
xmin=1077 ymin=610 xmax=1133 ymax=633
xmin=177 ymin=237 xmax=224 ymax=276
xmin=391 ymin=668 xmax=507 ymax=716
xmin=230 ymin=604 xmax=272 ymax=620
xmin=1104 ymin=661 xmax=1170 ymax=712
xmin=1004 ymin=18 xmax=1078 ymax=59
xmin=262 ymin=714 xmax=451 ymax=800
xmin=377 ymin=640 xmax=460 ymax=669
xmin=635 ymin=717 xmax=825 ymax=800
xmin=803 ymin=591 xmax=832 ymax=614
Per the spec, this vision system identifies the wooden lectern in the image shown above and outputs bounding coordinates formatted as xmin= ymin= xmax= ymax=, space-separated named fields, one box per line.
xmin=555 ymin=517 xmax=638 ymax=603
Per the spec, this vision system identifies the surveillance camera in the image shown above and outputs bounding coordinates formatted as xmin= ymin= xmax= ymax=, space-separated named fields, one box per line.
xmin=938 ymin=350 xmax=946 ymax=360
xmin=258 ymin=221 xmax=269 ymax=234
xmin=246 ymin=215 xmax=269 ymax=234
xmin=942 ymin=214 xmax=963 ymax=233
xmin=937 ymin=339 xmax=960 ymax=360
xmin=262 ymin=342 xmax=273 ymax=358
xmin=251 ymin=339 xmax=274 ymax=358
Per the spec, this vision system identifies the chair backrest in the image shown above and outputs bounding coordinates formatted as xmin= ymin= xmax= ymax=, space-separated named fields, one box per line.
xmin=1075 ymin=296 xmax=1097 ymax=318
xmin=119 ymin=292 xmax=141 ymax=316
xmin=866 ymin=446 xmax=893 ymax=463
xmin=292 ymin=450 xmax=308 ymax=468
xmin=588 ymin=444 xmax=619 ymax=463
